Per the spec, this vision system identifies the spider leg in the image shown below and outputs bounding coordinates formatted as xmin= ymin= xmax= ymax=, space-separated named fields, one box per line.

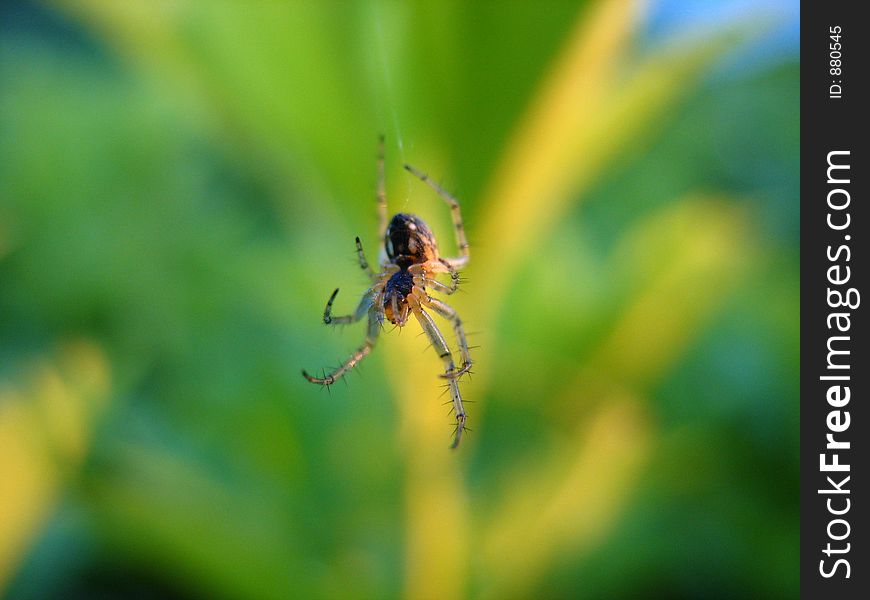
xmin=409 ymin=260 xmax=460 ymax=295
xmin=323 ymin=286 xmax=376 ymax=325
xmin=403 ymin=163 xmax=469 ymax=270
xmin=376 ymin=135 xmax=388 ymax=266
xmin=303 ymin=306 xmax=382 ymax=385
xmin=355 ymin=236 xmax=376 ymax=280
xmin=437 ymin=259 xmax=461 ymax=294
xmin=419 ymin=278 xmax=455 ymax=296
xmin=421 ymin=296 xmax=472 ymax=378
xmin=412 ymin=302 xmax=467 ymax=449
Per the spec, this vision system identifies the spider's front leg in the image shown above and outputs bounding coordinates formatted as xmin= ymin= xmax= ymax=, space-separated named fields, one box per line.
xmin=355 ymin=236 xmax=376 ymax=280
xmin=322 ymin=286 xmax=376 ymax=325
xmin=410 ymin=298 xmax=468 ymax=448
xmin=302 ymin=305 xmax=383 ymax=385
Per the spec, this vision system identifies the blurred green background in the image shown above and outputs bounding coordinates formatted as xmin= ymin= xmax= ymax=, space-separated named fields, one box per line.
xmin=1 ymin=1 xmax=798 ymax=599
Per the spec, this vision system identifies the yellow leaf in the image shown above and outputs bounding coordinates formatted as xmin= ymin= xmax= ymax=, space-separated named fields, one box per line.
xmin=0 ymin=341 xmax=110 ymax=591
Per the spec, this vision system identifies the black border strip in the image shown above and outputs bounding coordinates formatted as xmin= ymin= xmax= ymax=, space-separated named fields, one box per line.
xmin=801 ymin=3 xmax=868 ymax=597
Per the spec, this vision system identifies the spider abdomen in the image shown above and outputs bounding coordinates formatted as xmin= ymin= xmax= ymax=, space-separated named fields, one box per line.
xmin=385 ymin=213 xmax=438 ymax=267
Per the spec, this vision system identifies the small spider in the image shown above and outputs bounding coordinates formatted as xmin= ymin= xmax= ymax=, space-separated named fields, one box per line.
xmin=302 ymin=137 xmax=472 ymax=448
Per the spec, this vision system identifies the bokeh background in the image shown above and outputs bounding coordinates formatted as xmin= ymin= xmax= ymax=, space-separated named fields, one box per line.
xmin=1 ymin=1 xmax=798 ymax=599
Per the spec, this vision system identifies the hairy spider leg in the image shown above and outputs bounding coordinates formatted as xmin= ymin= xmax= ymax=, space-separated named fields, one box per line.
xmin=411 ymin=298 xmax=468 ymax=448
xmin=322 ymin=286 xmax=377 ymax=325
xmin=355 ymin=236 xmax=375 ymax=280
xmin=422 ymin=296 xmax=473 ymax=379
xmin=302 ymin=306 xmax=383 ymax=385
xmin=408 ymin=260 xmax=460 ymax=296
xmin=376 ymin=135 xmax=389 ymax=266
xmin=417 ymin=277 xmax=455 ymax=296
xmin=403 ymin=164 xmax=470 ymax=270
xmin=439 ymin=259 xmax=461 ymax=293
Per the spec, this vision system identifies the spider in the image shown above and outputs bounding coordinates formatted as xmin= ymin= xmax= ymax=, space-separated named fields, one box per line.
xmin=302 ymin=137 xmax=473 ymax=448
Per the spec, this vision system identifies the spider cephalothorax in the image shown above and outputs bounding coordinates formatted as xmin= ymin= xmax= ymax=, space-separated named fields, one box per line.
xmin=302 ymin=138 xmax=472 ymax=448
xmin=382 ymin=269 xmax=414 ymax=326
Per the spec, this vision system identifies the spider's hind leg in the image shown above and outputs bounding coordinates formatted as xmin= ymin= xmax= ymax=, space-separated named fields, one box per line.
xmin=403 ymin=163 xmax=470 ymax=270
xmin=376 ymin=135 xmax=388 ymax=266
